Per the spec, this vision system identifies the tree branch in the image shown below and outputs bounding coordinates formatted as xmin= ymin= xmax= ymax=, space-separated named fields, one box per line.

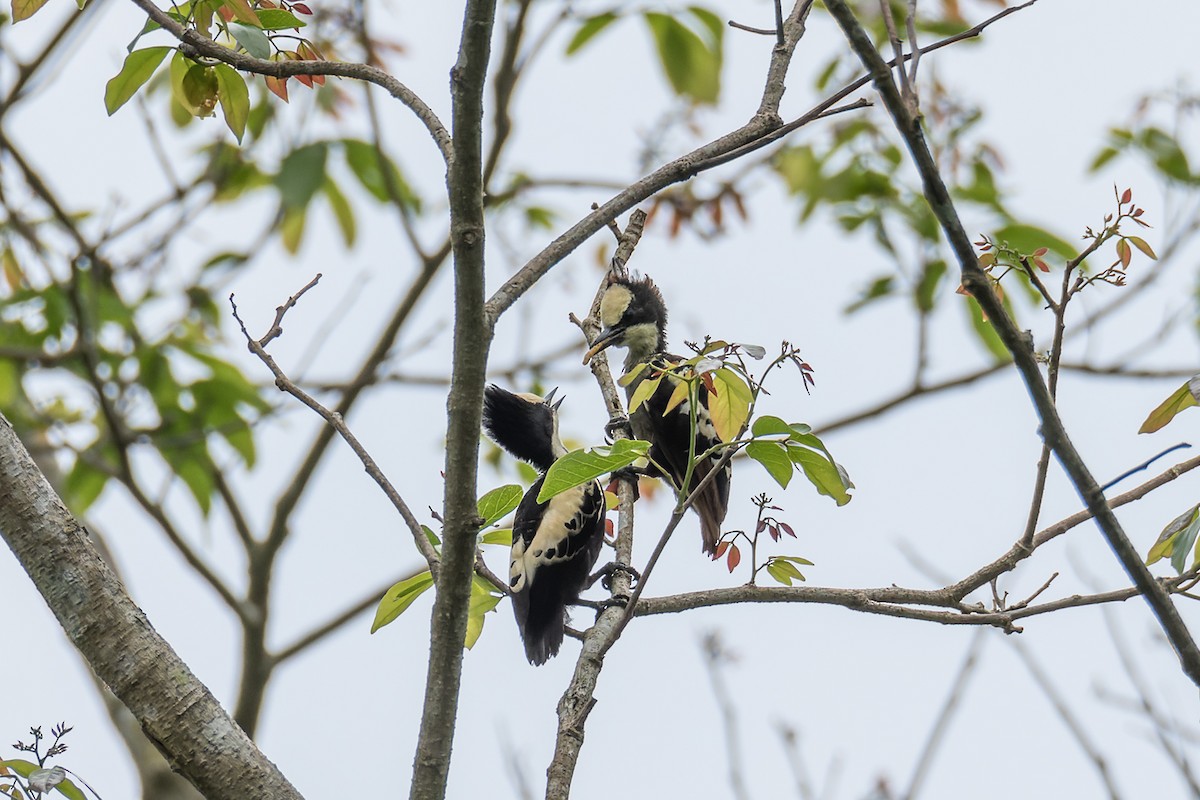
xmin=123 ymin=0 xmax=451 ymax=163
xmin=0 ymin=413 xmax=304 ymax=800
xmin=822 ymin=0 xmax=1200 ymax=687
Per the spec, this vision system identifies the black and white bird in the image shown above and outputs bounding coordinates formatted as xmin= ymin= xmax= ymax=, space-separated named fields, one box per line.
xmin=482 ymin=385 xmax=606 ymax=665
xmin=582 ymin=274 xmax=730 ymax=555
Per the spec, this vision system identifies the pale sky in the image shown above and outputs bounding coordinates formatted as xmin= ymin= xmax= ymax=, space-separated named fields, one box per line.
xmin=4 ymin=1 xmax=1200 ymax=798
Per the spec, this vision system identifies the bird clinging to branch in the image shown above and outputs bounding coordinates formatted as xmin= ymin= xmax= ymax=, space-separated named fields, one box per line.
xmin=482 ymin=385 xmax=606 ymax=665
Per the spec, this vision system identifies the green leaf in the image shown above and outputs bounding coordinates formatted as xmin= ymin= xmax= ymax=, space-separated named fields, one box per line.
xmin=160 ymin=444 xmax=215 ymax=515
xmin=423 ymin=525 xmax=440 ymax=547
xmin=323 ymin=177 xmax=356 ymax=246
xmin=276 ymin=142 xmax=329 ymax=209
xmin=617 ymin=361 xmax=649 ymax=387
xmin=566 ymin=10 xmax=620 ymax=55
xmin=342 ymin=139 xmax=421 ymax=210
xmin=1139 ymin=379 xmax=1200 ymax=434
xmin=477 ymin=484 xmax=523 ymax=527
xmin=229 ymin=22 xmax=271 ymax=58
xmin=992 ymin=223 xmax=1077 ymax=263
xmin=256 ymin=7 xmax=305 ymax=29
xmin=537 ymin=439 xmax=650 ymax=503
xmin=170 ymin=55 xmax=219 ymax=118
xmin=279 ymin=204 xmax=306 ymax=253
xmin=710 ymin=368 xmax=752 ymax=442
xmin=480 ymin=528 xmax=512 ymax=546
xmin=221 ymin=0 xmax=261 ymax=26
xmin=465 ymin=576 xmax=503 ymax=649
xmin=845 ymin=275 xmax=894 ymax=314
xmin=746 ymin=440 xmax=793 ymax=489
xmin=104 ymin=47 xmax=171 ymax=115
xmin=751 ymin=415 xmax=793 ymax=437
xmin=915 ymin=259 xmax=947 ymax=313
xmin=965 ymin=295 xmax=1011 ymax=363
xmin=214 ymin=64 xmax=249 ymax=142
xmin=789 ymin=444 xmax=853 ymax=506
xmin=371 ymin=571 xmax=435 ymax=633
xmin=643 ymin=12 xmax=720 ymax=104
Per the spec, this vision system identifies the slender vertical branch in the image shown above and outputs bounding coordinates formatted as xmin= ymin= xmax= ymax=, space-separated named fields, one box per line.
xmin=408 ymin=2 xmax=498 ymax=799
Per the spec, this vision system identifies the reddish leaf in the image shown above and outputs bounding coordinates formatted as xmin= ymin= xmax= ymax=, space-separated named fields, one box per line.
xmin=769 ymin=523 xmax=780 ymax=542
xmin=1120 ymin=187 xmax=1132 ymax=204
xmin=265 ymin=75 xmax=290 ymax=102
xmin=726 ymin=544 xmax=741 ymax=572
xmin=295 ymin=73 xmax=314 ymax=88
xmin=779 ymin=521 xmax=796 ymax=538
xmin=1033 ymin=258 xmax=1050 ymax=272
xmin=756 ymin=518 xmax=767 ymax=533
xmin=713 ymin=541 xmax=729 ymax=559
xmin=1032 ymin=247 xmax=1048 ymax=257
xmin=292 ymin=2 xmax=312 ymax=12
xmin=218 ymin=5 xmax=234 ymax=21
xmin=604 ymin=518 xmax=614 ymax=537
xmin=700 ymin=371 xmax=716 ymax=395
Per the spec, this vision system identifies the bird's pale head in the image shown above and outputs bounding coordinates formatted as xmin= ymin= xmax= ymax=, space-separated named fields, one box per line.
xmin=582 ymin=275 xmax=668 ymax=365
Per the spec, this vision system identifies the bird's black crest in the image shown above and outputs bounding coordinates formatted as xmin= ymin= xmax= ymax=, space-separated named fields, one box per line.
xmin=482 ymin=385 xmax=558 ymax=472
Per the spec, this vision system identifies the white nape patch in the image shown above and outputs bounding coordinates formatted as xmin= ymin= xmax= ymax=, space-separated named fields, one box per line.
xmin=599 ymin=284 xmax=633 ymax=328
xmin=509 ymin=484 xmax=590 ymax=591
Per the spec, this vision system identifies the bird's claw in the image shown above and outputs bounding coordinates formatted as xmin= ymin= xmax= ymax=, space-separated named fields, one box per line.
xmin=605 ymin=415 xmax=634 ymax=442
xmin=587 ymin=561 xmax=641 ymax=590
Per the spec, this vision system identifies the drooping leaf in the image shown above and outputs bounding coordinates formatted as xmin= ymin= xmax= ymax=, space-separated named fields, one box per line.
xmin=1126 ymin=236 xmax=1157 ymax=260
xmin=2 ymin=760 xmax=84 ymax=800
xmin=566 ymin=10 xmax=620 ymax=55
xmin=965 ymin=295 xmax=1010 ymax=363
xmin=214 ymin=64 xmax=249 ymax=142
xmin=465 ymin=575 xmax=503 ymax=649
xmin=342 ymin=139 xmax=421 ymax=210
xmin=1139 ymin=378 xmax=1200 ymax=434
xmin=477 ymin=484 xmax=523 ymax=527
xmin=275 ymin=142 xmax=328 ymax=209
xmin=104 ymin=46 xmax=171 ymax=115
xmin=709 ymin=368 xmax=752 ymax=442
xmin=643 ymin=12 xmax=720 ymax=105
xmin=63 ymin=459 xmax=109 ymax=514
xmin=746 ymin=441 xmax=792 ymax=489
xmin=322 ymin=177 xmax=356 ymax=246
xmin=537 ymin=439 xmax=650 ymax=503
xmin=371 ymin=570 xmax=435 ymax=633
xmin=789 ymin=445 xmax=853 ymax=506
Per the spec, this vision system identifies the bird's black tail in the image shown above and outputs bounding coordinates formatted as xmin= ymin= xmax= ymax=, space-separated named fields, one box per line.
xmin=511 ymin=588 xmax=567 ymax=666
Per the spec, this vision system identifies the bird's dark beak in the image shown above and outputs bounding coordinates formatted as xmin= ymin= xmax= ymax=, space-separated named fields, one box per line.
xmin=543 ymin=387 xmax=565 ymax=411
xmin=582 ymin=326 xmax=622 ymax=365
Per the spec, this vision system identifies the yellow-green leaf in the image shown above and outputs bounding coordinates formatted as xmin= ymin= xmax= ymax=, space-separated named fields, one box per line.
xmin=662 ymin=377 xmax=689 ymax=416
xmin=628 ymin=373 xmax=662 ymax=414
xmin=1126 ymin=236 xmax=1157 ymax=260
xmin=12 ymin=0 xmax=49 ymax=22
xmin=1139 ymin=379 xmax=1200 ymax=434
xmin=222 ymin=0 xmax=261 ymax=26
xmin=617 ymin=361 xmax=649 ymax=387
xmin=465 ymin=575 xmax=503 ymax=649
xmin=709 ymin=367 xmax=751 ymax=442
xmin=323 ymin=177 xmax=356 ymax=246
xmin=371 ymin=571 xmax=434 ymax=633
xmin=105 ymin=46 xmax=171 ymax=115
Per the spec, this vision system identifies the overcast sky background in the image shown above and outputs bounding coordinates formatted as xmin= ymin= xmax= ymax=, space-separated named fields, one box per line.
xmin=4 ymin=1 xmax=1200 ymax=798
